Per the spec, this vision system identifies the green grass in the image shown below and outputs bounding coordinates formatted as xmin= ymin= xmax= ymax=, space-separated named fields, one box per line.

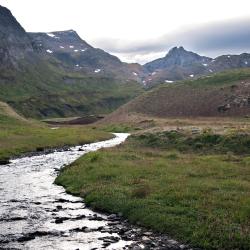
xmin=56 ymin=132 xmax=250 ymax=250
xmin=0 ymin=108 xmax=111 ymax=160
xmin=136 ymin=130 xmax=250 ymax=154
xmin=0 ymin=59 xmax=143 ymax=118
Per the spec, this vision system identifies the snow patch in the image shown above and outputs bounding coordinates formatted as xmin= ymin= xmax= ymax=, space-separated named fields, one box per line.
xmin=151 ymin=72 xmax=157 ymax=75
xmin=133 ymin=72 xmax=138 ymax=76
xmin=69 ymin=45 xmax=74 ymax=48
xmin=74 ymin=50 xmax=79 ymax=52
xmin=189 ymin=74 xmax=194 ymax=78
xmin=245 ymin=61 xmax=248 ymax=65
xmin=227 ymin=55 xmax=231 ymax=58
xmin=81 ymin=49 xmax=87 ymax=52
xmin=47 ymin=33 xmax=55 ymax=38
xmin=76 ymin=64 xmax=79 ymax=67
xmin=46 ymin=49 xmax=53 ymax=54
xmin=165 ymin=80 xmax=174 ymax=83
xmin=59 ymin=46 xmax=64 ymax=49
xmin=94 ymin=69 xmax=101 ymax=73
xmin=209 ymin=69 xmax=213 ymax=73
xmin=202 ymin=63 xmax=208 ymax=67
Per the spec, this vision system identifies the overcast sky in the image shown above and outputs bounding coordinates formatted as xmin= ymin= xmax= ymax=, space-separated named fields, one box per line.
xmin=1 ymin=0 xmax=250 ymax=64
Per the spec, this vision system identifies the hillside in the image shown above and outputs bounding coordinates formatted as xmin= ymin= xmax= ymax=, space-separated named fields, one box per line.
xmin=0 ymin=101 xmax=27 ymax=122
xmin=0 ymin=5 xmax=143 ymax=118
xmin=102 ymin=68 xmax=250 ymax=122
xmin=0 ymin=59 xmax=143 ymax=118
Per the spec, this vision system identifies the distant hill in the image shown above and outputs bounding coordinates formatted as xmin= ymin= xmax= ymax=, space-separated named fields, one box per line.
xmin=0 ymin=5 xmax=143 ymax=118
xmin=102 ymin=68 xmax=250 ymax=122
xmin=142 ymin=47 xmax=250 ymax=86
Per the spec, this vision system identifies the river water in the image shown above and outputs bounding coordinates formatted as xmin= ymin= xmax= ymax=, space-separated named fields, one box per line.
xmin=0 ymin=133 xmax=190 ymax=250
xmin=0 ymin=133 xmax=136 ymax=250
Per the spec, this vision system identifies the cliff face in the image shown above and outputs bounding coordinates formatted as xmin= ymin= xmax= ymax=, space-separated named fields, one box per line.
xmin=0 ymin=5 xmax=34 ymax=68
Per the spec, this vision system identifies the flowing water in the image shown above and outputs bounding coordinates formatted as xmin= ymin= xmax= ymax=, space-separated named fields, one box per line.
xmin=0 ymin=133 xmax=135 ymax=250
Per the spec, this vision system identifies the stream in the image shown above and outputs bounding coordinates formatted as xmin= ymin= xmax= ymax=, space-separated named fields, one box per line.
xmin=0 ymin=133 xmax=189 ymax=250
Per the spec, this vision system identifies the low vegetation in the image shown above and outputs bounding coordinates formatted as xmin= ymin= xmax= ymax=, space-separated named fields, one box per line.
xmin=137 ymin=130 xmax=250 ymax=154
xmin=0 ymin=103 xmax=111 ymax=160
xmin=56 ymin=131 xmax=250 ymax=250
xmin=0 ymin=61 xmax=143 ymax=119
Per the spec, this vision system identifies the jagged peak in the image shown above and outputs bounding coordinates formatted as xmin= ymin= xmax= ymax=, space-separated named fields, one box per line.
xmin=0 ymin=4 xmax=11 ymax=13
xmin=167 ymin=46 xmax=193 ymax=56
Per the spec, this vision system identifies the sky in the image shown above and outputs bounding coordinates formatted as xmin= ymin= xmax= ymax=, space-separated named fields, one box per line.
xmin=1 ymin=0 xmax=250 ymax=64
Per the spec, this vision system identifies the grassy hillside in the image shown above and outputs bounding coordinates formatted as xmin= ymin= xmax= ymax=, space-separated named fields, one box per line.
xmin=0 ymin=58 xmax=143 ymax=119
xmin=102 ymin=68 xmax=250 ymax=122
xmin=0 ymin=101 xmax=111 ymax=160
xmin=56 ymin=131 xmax=250 ymax=250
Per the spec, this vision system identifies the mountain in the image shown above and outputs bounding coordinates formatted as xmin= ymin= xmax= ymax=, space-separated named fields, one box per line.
xmin=144 ymin=46 xmax=211 ymax=71
xmin=142 ymin=47 xmax=250 ymax=86
xmin=102 ymin=68 xmax=250 ymax=122
xmin=29 ymin=30 xmax=139 ymax=80
xmin=0 ymin=5 xmax=143 ymax=118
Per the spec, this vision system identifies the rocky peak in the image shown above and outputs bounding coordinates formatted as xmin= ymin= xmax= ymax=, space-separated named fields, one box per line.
xmin=0 ymin=5 xmax=25 ymax=35
xmin=29 ymin=29 xmax=93 ymax=54
xmin=165 ymin=46 xmax=211 ymax=66
xmin=0 ymin=5 xmax=33 ymax=68
xmin=167 ymin=46 xmax=185 ymax=54
xmin=144 ymin=46 xmax=212 ymax=73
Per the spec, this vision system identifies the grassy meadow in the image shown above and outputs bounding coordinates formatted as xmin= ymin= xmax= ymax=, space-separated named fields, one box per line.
xmin=0 ymin=102 xmax=111 ymax=160
xmin=56 ymin=130 xmax=250 ymax=250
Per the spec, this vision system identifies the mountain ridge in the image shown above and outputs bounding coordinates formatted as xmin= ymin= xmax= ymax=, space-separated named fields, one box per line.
xmin=0 ymin=5 xmax=143 ymax=118
xmin=142 ymin=46 xmax=250 ymax=86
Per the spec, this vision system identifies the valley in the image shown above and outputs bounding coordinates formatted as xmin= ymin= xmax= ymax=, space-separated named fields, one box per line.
xmin=0 ymin=3 xmax=250 ymax=250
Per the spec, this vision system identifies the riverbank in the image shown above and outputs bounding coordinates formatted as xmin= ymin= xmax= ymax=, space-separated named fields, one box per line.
xmin=0 ymin=112 xmax=111 ymax=161
xmin=56 ymin=131 xmax=250 ymax=250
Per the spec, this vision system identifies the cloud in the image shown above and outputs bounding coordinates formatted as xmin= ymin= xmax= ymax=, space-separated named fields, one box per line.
xmin=94 ymin=17 xmax=250 ymax=64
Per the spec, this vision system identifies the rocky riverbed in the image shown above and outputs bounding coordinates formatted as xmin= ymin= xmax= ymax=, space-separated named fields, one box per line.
xmin=0 ymin=133 xmax=193 ymax=250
